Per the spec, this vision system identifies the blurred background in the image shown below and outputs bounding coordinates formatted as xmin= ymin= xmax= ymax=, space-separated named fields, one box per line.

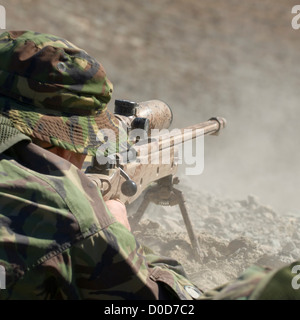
xmin=1 ymin=0 xmax=300 ymax=214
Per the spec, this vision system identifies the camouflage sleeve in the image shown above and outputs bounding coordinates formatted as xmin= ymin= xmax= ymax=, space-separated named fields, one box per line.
xmin=65 ymin=220 xmax=203 ymax=300
xmin=1 ymin=223 xmax=164 ymax=300
xmin=199 ymin=261 xmax=300 ymax=300
xmin=0 ymin=140 xmax=202 ymax=300
xmin=1 ymin=224 xmax=202 ymax=299
xmin=68 ymin=223 xmax=167 ymax=300
xmin=140 ymin=246 xmax=204 ymax=300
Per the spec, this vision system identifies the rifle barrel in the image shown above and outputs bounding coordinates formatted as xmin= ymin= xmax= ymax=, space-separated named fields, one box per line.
xmin=135 ymin=117 xmax=226 ymax=156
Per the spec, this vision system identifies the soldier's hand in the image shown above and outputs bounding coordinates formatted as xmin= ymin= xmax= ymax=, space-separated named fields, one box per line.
xmin=105 ymin=199 xmax=131 ymax=231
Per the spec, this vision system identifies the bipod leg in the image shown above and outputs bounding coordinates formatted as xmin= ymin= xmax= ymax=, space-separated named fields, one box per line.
xmin=129 ymin=190 xmax=151 ymax=230
xmin=173 ymin=188 xmax=202 ymax=261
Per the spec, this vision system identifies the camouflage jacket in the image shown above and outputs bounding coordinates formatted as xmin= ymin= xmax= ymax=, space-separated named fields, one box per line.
xmin=199 ymin=262 xmax=300 ymax=300
xmin=0 ymin=116 xmax=202 ymax=300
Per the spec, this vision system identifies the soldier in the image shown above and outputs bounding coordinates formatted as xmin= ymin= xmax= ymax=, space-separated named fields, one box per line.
xmin=0 ymin=30 xmax=202 ymax=300
xmin=1 ymin=30 xmax=299 ymax=301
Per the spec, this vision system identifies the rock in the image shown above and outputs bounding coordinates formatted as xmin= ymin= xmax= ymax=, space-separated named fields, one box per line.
xmin=204 ymin=216 xmax=223 ymax=228
xmin=282 ymin=240 xmax=296 ymax=253
xmin=227 ymin=236 xmax=256 ymax=254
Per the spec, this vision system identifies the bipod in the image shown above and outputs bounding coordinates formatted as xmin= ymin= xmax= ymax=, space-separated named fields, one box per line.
xmin=129 ymin=175 xmax=202 ymax=261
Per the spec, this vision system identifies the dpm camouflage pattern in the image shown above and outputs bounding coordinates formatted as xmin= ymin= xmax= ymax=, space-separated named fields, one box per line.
xmin=0 ymin=118 xmax=201 ymax=300
xmin=0 ymin=30 xmax=128 ymax=156
xmin=199 ymin=262 xmax=300 ymax=300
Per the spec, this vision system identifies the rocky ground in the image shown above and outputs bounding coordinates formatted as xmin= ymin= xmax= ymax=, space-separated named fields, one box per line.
xmin=130 ymin=186 xmax=300 ymax=291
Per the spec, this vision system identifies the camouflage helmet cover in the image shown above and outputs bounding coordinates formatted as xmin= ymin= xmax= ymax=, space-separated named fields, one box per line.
xmin=0 ymin=30 xmax=128 ymax=155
